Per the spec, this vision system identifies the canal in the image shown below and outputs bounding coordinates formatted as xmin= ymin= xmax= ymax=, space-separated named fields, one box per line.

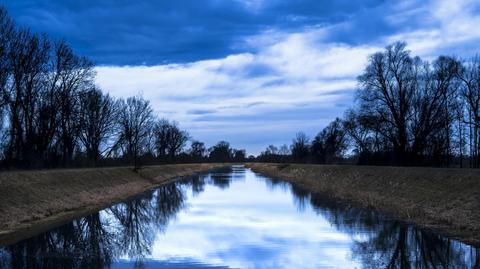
xmin=0 ymin=165 xmax=478 ymax=268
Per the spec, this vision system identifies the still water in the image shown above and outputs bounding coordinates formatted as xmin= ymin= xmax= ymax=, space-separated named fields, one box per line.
xmin=0 ymin=166 xmax=478 ymax=269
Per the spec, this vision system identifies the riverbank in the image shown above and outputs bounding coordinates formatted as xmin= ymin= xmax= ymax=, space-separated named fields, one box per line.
xmin=0 ymin=163 xmax=223 ymax=245
xmin=246 ymin=163 xmax=480 ymax=245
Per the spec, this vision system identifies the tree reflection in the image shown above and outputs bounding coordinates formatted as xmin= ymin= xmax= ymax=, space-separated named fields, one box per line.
xmin=110 ymin=197 xmax=155 ymax=260
xmin=0 ymin=212 xmax=117 ymax=269
xmin=178 ymin=174 xmax=207 ymax=196
xmin=289 ymin=185 xmax=480 ymax=269
xmin=0 ymin=182 xmax=188 ymax=269
xmin=153 ymin=183 xmax=186 ymax=227
xmin=290 ymin=184 xmax=310 ymax=212
xmin=209 ymin=167 xmax=233 ymax=189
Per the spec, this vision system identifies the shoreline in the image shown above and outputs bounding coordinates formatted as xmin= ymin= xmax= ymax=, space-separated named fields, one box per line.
xmin=246 ymin=163 xmax=480 ymax=245
xmin=0 ymin=163 xmax=224 ymax=246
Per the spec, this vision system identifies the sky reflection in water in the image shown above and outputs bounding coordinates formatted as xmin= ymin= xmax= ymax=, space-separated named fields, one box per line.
xmin=0 ymin=166 xmax=478 ymax=268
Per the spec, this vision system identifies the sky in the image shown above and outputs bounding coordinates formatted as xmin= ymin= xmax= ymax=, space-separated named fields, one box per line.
xmin=3 ymin=0 xmax=480 ymax=155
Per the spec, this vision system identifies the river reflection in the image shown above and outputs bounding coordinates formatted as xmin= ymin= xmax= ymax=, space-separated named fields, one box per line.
xmin=0 ymin=166 xmax=478 ymax=269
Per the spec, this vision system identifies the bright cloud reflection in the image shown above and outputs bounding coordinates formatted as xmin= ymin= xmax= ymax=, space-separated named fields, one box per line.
xmin=125 ymin=168 xmax=360 ymax=268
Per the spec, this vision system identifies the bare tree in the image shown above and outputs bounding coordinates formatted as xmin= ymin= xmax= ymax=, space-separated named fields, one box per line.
xmin=357 ymin=42 xmax=460 ymax=165
xmin=0 ymin=8 xmax=14 ymax=159
xmin=152 ymin=118 xmax=170 ymax=159
xmin=153 ymin=119 xmax=189 ymax=162
xmin=165 ymin=121 xmax=189 ymax=160
xmin=278 ymin=144 xmax=290 ymax=155
xmin=357 ymin=42 xmax=416 ymax=164
xmin=53 ymin=40 xmax=95 ymax=166
xmin=115 ymin=95 xmax=154 ymax=170
xmin=5 ymin=29 xmax=51 ymax=165
xmin=311 ymin=118 xmax=347 ymax=163
xmin=78 ymin=87 xmax=118 ymax=165
xmin=233 ymin=149 xmax=246 ymax=162
xmin=456 ymin=56 xmax=480 ymax=167
xmin=0 ymin=8 xmax=14 ymax=131
xmin=265 ymin=145 xmax=278 ymax=155
xmin=189 ymin=140 xmax=206 ymax=161
xmin=343 ymin=109 xmax=372 ymax=155
xmin=291 ymin=132 xmax=309 ymax=162
xmin=208 ymin=141 xmax=233 ymax=162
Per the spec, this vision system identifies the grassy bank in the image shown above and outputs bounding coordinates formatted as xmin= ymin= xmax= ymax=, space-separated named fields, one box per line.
xmin=246 ymin=163 xmax=480 ymax=245
xmin=0 ymin=163 xmax=223 ymax=245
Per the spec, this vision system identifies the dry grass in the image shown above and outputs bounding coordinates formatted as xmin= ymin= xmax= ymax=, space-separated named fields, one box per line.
xmin=0 ymin=163 xmax=223 ymax=244
xmin=246 ymin=163 xmax=480 ymax=244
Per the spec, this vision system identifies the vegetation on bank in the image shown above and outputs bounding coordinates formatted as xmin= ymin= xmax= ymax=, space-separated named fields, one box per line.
xmin=247 ymin=163 xmax=480 ymax=244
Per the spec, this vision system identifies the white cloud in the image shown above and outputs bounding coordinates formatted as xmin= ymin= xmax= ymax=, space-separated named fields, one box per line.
xmin=386 ymin=0 xmax=480 ymax=58
xmin=96 ymin=30 xmax=374 ymax=154
xmin=95 ymin=0 xmax=480 ymax=154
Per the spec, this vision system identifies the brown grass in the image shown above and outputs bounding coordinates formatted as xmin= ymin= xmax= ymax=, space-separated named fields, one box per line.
xmin=246 ymin=163 xmax=480 ymax=245
xmin=0 ymin=163 xmax=223 ymax=245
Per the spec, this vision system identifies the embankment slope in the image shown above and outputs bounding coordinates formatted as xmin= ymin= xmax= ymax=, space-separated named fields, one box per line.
xmin=0 ymin=163 xmax=222 ymax=245
xmin=247 ymin=163 xmax=480 ymax=244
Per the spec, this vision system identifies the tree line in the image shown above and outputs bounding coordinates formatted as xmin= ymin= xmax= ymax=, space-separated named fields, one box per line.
xmin=258 ymin=42 xmax=480 ymax=168
xmin=3 ymin=4 xmax=479 ymax=169
xmin=0 ymin=8 xmax=245 ymax=169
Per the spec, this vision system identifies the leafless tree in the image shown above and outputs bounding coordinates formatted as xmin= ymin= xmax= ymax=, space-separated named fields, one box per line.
xmin=115 ymin=95 xmax=154 ymax=170
xmin=0 ymin=8 xmax=14 ymax=139
xmin=357 ymin=42 xmax=461 ymax=165
xmin=311 ymin=118 xmax=347 ymax=163
xmin=188 ymin=140 xmax=206 ymax=161
xmin=53 ymin=40 xmax=95 ymax=165
xmin=456 ymin=56 xmax=480 ymax=167
xmin=153 ymin=119 xmax=189 ymax=161
xmin=291 ymin=132 xmax=309 ymax=162
xmin=78 ymin=87 xmax=118 ymax=165
xmin=5 ymin=29 xmax=50 ymax=165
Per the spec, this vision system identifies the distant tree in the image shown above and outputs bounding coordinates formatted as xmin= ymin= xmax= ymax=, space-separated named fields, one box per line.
xmin=208 ymin=141 xmax=233 ymax=162
xmin=291 ymin=132 xmax=310 ymax=162
xmin=265 ymin=145 xmax=278 ymax=155
xmin=153 ymin=119 xmax=189 ymax=161
xmin=258 ymin=144 xmax=288 ymax=163
xmin=278 ymin=144 xmax=290 ymax=156
xmin=78 ymin=87 xmax=118 ymax=165
xmin=165 ymin=122 xmax=189 ymax=160
xmin=310 ymin=136 xmax=326 ymax=163
xmin=189 ymin=140 xmax=206 ymax=161
xmin=115 ymin=95 xmax=154 ymax=170
xmin=152 ymin=119 xmax=170 ymax=159
xmin=311 ymin=118 xmax=347 ymax=163
xmin=233 ymin=149 xmax=246 ymax=162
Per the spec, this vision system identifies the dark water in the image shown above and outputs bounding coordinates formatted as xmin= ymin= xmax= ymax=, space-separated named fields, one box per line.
xmin=0 ymin=166 xmax=478 ymax=269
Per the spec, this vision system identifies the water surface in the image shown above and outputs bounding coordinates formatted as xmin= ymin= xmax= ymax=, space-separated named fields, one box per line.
xmin=0 ymin=166 xmax=478 ymax=268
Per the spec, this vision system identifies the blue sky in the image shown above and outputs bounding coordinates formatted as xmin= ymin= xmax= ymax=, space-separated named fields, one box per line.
xmin=3 ymin=0 xmax=480 ymax=154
